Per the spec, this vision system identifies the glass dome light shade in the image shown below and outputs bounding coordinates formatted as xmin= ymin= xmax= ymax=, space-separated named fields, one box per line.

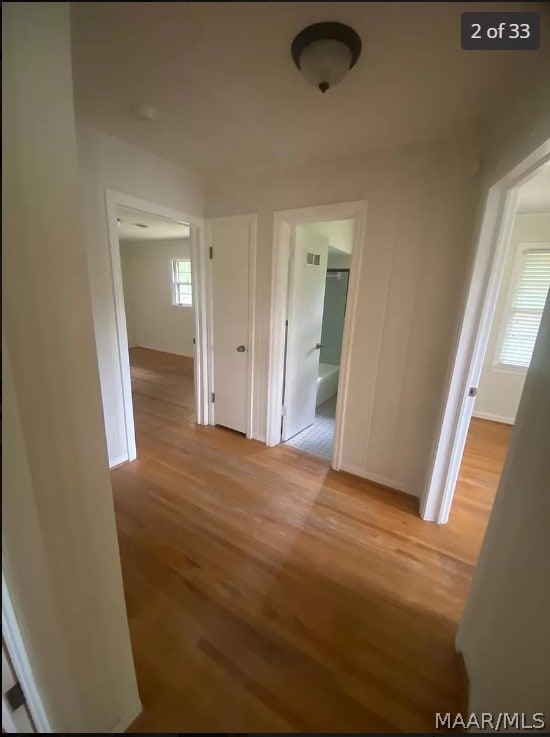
xmin=298 ymin=39 xmax=352 ymax=92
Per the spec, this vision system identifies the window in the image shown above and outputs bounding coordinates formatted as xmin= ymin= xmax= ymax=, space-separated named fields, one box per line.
xmin=172 ymin=258 xmax=192 ymax=306
xmin=496 ymin=245 xmax=550 ymax=370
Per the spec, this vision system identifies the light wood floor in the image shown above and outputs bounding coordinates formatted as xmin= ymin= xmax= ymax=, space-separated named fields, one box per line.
xmin=113 ymin=347 xmax=512 ymax=732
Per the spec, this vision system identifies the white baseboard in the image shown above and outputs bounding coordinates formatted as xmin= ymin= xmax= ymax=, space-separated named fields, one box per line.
xmin=110 ymin=700 xmax=142 ymax=733
xmin=109 ymin=454 xmax=129 ymax=469
xmin=472 ymin=411 xmax=514 ymax=425
xmin=338 ymin=463 xmax=415 ymax=497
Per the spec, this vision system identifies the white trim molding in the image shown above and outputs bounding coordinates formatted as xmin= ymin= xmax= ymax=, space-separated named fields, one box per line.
xmin=266 ymin=200 xmax=368 ymax=475
xmin=339 ymin=464 xmax=413 ymax=496
xmin=109 ymin=702 xmax=143 ymax=733
xmin=2 ymin=573 xmax=51 ymax=733
xmin=246 ymin=216 xmax=258 ymax=440
xmin=420 ymin=140 xmax=550 ymax=523
xmin=108 ymin=454 xmax=130 ymax=470
xmin=472 ymin=411 xmax=515 ymax=425
xmin=104 ymin=191 xmax=209 ymax=467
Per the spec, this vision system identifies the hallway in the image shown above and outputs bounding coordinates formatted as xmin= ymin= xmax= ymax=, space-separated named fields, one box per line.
xmin=111 ymin=349 xmax=511 ymax=732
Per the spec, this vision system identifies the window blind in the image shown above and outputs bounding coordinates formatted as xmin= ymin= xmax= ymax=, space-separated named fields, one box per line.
xmin=499 ymin=249 xmax=550 ymax=369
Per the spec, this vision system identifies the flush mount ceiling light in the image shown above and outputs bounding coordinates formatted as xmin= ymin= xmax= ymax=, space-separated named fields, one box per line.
xmin=134 ymin=103 xmax=157 ymax=122
xmin=291 ymin=21 xmax=362 ymax=93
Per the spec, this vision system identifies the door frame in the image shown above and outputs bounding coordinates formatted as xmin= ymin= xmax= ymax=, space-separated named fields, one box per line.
xmin=105 ymin=190 xmax=209 ymax=464
xmin=281 ymin=225 xmax=329 ymax=442
xmin=420 ymin=140 xmax=550 ymax=523
xmin=2 ymin=575 xmax=49 ymax=732
xmin=205 ymin=214 xmax=257 ymax=439
xmin=266 ymin=200 xmax=368 ymax=472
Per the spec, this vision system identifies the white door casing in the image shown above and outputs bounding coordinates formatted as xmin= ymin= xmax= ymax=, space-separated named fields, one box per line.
xmin=2 ymin=643 xmax=34 ymax=734
xmin=282 ymin=226 xmax=329 ymax=441
xmin=208 ymin=214 xmax=256 ymax=436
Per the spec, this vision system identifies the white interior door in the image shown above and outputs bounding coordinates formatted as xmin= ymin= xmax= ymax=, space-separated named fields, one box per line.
xmin=283 ymin=226 xmax=329 ymax=441
xmin=209 ymin=215 xmax=254 ymax=434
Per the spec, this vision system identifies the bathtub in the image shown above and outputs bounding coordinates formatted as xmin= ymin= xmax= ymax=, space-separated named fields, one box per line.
xmin=316 ymin=363 xmax=340 ymax=407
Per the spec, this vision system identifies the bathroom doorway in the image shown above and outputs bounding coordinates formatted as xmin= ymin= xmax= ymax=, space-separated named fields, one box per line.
xmin=266 ymin=200 xmax=367 ymax=471
xmin=282 ymin=220 xmax=353 ymax=460
xmin=266 ymin=200 xmax=367 ymax=467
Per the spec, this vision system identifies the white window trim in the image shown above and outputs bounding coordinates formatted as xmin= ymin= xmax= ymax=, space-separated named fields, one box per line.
xmin=171 ymin=257 xmax=193 ymax=308
xmin=493 ymin=242 xmax=550 ymax=372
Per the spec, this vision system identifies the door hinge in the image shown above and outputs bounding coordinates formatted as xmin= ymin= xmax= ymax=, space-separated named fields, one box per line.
xmin=211 ymin=392 xmax=215 ymax=403
xmin=468 ymin=387 xmax=478 ymax=397
xmin=209 ymin=246 xmax=213 ymax=260
xmin=192 ymin=338 xmax=196 ymax=344
xmin=6 ymin=682 xmax=26 ymax=712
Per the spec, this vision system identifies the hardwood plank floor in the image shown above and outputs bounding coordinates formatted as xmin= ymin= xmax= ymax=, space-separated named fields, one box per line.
xmin=112 ymin=347 xmax=512 ymax=732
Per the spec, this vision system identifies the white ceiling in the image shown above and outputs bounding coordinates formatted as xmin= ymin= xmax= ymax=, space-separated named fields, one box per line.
xmin=117 ymin=206 xmax=190 ymax=242
xmin=70 ymin=2 xmax=546 ymax=177
xmin=516 ymin=166 xmax=550 ymax=214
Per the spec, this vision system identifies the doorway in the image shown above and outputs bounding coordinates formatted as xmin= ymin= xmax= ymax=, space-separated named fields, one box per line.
xmin=451 ymin=164 xmax=550 ymax=528
xmin=105 ymin=191 xmax=209 ymax=465
xmin=422 ymin=146 xmax=550 ymax=524
xmin=116 ymin=205 xmax=197 ymax=456
xmin=266 ymin=200 xmax=367 ymax=468
xmin=282 ymin=220 xmax=353 ymax=460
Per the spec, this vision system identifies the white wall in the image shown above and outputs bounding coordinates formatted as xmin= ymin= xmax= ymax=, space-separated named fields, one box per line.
xmin=120 ymin=238 xmax=195 ymax=357
xmin=3 ymin=3 xmax=139 ymax=730
xmin=456 ymin=295 xmax=550 ymax=721
xmin=3 ymin=334 xmax=81 ymax=731
xmin=206 ymin=137 xmax=481 ymax=495
xmin=77 ymin=124 xmax=204 ymax=465
xmin=327 ymin=251 xmax=352 ymax=270
xmin=475 ymin=213 xmax=550 ymax=424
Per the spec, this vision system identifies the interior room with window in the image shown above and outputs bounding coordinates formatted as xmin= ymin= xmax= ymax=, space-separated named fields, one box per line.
xmin=451 ymin=163 xmax=550 ymax=536
xmin=117 ymin=206 xmax=197 ymax=445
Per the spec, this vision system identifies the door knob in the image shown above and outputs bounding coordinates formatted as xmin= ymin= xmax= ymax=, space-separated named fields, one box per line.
xmin=236 ymin=345 xmax=246 ymax=352
xmin=315 ymin=342 xmax=324 ymax=350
